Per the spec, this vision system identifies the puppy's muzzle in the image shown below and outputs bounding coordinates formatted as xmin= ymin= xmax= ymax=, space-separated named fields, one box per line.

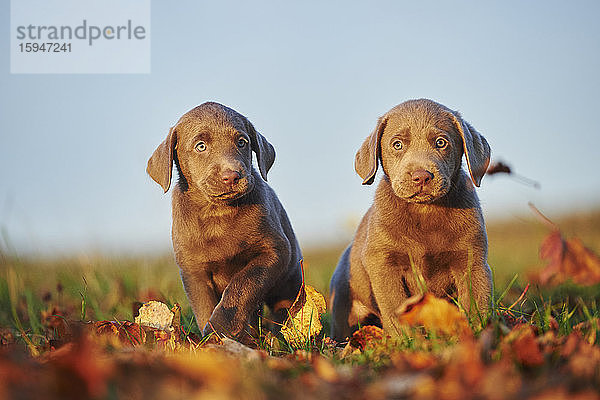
xmin=398 ymin=167 xmax=447 ymax=203
xmin=208 ymin=168 xmax=253 ymax=200
xmin=221 ymin=169 xmax=241 ymax=187
xmin=411 ymin=169 xmax=434 ymax=189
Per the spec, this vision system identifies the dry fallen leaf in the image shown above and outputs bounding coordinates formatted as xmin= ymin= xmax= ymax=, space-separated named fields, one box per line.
xmin=479 ymin=360 xmax=522 ymax=400
xmin=349 ymin=325 xmax=386 ymax=351
xmin=391 ymin=350 xmax=437 ymax=371
xmin=486 ymin=161 xmax=512 ymax=175
xmin=134 ymin=300 xmax=174 ymax=331
xmin=94 ymin=321 xmax=146 ymax=346
xmin=567 ymin=341 xmax=600 ymax=382
xmin=312 ymin=355 xmax=339 ymax=383
xmin=538 ymin=230 xmax=600 ymax=286
xmin=396 ymin=293 xmax=471 ymax=338
xmin=340 ymin=325 xmax=387 ymax=358
xmin=529 ymin=388 xmax=600 ymax=400
xmin=486 ymin=160 xmax=540 ymax=188
xmin=42 ymin=329 xmax=114 ymax=398
xmin=501 ymin=324 xmax=545 ymax=367
xmin=167 ymin=350 xmax=241 ymax=396
xmin=572 ymin=319 xmax=600 ymax=345
xmin=281 ymin=285 xmax=326 ymax=348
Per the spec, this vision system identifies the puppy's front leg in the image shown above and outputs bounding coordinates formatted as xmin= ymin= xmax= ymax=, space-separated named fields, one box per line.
xmin=180 ymin=269 xmax=219 ymax=329
xmin=203 ymin=251 xmax=288 ymax=340
xmin=451 ymin=255 xmax=493 ymax=318
xmin=365 ymin=251 xmax=411 ymax=336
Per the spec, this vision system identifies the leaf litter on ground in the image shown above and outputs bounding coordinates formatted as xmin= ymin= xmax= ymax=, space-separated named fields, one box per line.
xmin=2 ymin=208 xmax=600 ymax=399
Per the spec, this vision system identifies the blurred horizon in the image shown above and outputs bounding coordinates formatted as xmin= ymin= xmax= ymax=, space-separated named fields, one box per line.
xmin=1 ymin=1 xmax=600 ymax=256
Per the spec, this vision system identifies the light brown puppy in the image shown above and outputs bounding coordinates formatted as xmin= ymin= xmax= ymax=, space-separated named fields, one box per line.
xmin=147 ymin=102 xmax=302 ymax=342
xmin=329 ymin=99 xmax=492 ymax=341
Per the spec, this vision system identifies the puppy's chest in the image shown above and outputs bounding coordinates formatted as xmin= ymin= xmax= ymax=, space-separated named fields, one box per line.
xmin=184 ymin=226 xmax=257 ymax=263
xmin=385 ymin=249 xmax=468 ymax=275
xmin=174 ymin=210 xmax=263 ymax=265
xmin=379 ymin=211 xmax=475 ymax=273
xmin=385 ymin=208 xmax=475 ymax=247
xmin=205 ymin=251 xmax=257 ymax=292
xmin=388 ymin=223 xmax=463 ymax=251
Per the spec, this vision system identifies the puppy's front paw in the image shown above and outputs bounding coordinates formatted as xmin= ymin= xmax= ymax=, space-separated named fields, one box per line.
xmin=202 ymin=305 xmax=243 ymax=339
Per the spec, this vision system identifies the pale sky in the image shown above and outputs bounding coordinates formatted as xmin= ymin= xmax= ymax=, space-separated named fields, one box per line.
xmin=1 ymin=1 xmax=599 ymax=254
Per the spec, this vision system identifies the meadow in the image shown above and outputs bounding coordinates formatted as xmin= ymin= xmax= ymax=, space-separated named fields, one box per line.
xmin=1 ymin=208 xmax=599 ymax=399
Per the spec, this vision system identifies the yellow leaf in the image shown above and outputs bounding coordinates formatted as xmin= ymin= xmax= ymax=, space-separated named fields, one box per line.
xmin=396 ymin=293 xmax=472 ymax=338
xmin=281 ymin=285 xmax=326 ymax=348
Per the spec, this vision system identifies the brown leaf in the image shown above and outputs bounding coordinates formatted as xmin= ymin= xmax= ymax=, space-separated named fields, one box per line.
xmin=529 ymin=387 xmax=600 ymax=400
xmin=391 ymin=350 xmax=437 ymax=371
xmin=538 ymin=230 xmax=600 ymax=286
xmin=572 ymin=319 xmax=600 ymax=345
xmin=479 ymin=360 xmax=522 ymax=400
xmin=439 ymin=342 xmax=486 ymax=393
xmin=0 ymin=328 xmax=16 ymax=345
xmin=339 ymin=325 xmax=387 ymax=358
xmin=152 ymin=329 xmax=172 ymax=345
xmin=94 ymin=320 xmax=146 ymax=346
xmin=488 ymin=161 xmax=541 ymax=188
xmin=40 ymin=305 xmax=73 ymax=346
xmin=170 ymin=303 xmax=182 ymax=332
xmin=42 ymin=329 xmax=113 ymax=398
xmin=501 ymin=324 xmax=545 ymax=367
xmin=569 ymin=348 xmax=600 ymax=382
xmin=266 ymin=356 xmax=294 ymax=372
xmin=487 ymin=161 xmax=512 ymax=175
xmin=396 ymin=293 xmax=472 ymax=338
xmin=312 ymin=356 xmax=339 ymax=383
xmin=349 ymin=325 xmax=386 ymax=351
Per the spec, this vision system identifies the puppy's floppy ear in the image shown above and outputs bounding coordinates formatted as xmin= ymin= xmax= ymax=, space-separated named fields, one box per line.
xmin=147 ymin=126 xmax=177 ymax=193
xmin=450 ymin=112 xmax=491 ymax=187
xmin=355 ymin=115 xmax=388 ymax=185
xmin=244 ymin=118 xmax=275 ymax=181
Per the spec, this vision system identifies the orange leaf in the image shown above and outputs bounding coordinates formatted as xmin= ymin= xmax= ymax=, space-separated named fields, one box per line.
xmin=167 ymin=351 xmax=238 ymax=389
xmin=396 ymin=293 xmax=472 ymax=338
xmin=391 ymin=351 xmax=437 ymax=371
xmin=312 ymin=356 xmax=339 ymax=383
xmin=538 ymin=230 xmax=600 ymax=286
xmin=501 ymin=324 xmax=544 ymax=367
xmin=348 ymin=325 xmax=386 ymax=351
xmin=43 ymin=330 xmax=113 ymax=398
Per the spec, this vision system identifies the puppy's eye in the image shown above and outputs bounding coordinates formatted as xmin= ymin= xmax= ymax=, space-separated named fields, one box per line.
xmin=392 ymin=140 xmax=403 ymax=151
xmin=237 ymin=137 xmax=249 ymax=148
xmin=195 ymin=141 xmax=207 ymax=152
xmin=435 ymin=137 xmax=448 ymax=149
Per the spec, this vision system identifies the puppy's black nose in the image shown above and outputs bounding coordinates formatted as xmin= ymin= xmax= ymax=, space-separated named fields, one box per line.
xmin=222 ymin=170 xmax=241 ymax=185
xmin=412 ymin=169 xmax=433 ymax=185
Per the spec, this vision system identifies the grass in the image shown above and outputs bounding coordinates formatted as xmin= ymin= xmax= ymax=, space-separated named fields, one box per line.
xmin=1 ymin=209 xmax=600 ymax=398
xmin=486 ymin=208 xmax=600 ymax=283
xmin=2 ymin=209 xmax=600 ymax=343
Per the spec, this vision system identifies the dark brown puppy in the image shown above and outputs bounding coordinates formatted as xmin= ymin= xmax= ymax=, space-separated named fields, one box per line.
xmin=147 ymin=102 xmax=302 ymax=342
xmin=329 ymin=99 xmax=492 ymax=341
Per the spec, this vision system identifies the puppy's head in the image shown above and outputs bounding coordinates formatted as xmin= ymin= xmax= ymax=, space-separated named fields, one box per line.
xmin=355 ymin=99 xmax=490 ymax=203
xmin=147 ymin=102 xmax=275 ymax=202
